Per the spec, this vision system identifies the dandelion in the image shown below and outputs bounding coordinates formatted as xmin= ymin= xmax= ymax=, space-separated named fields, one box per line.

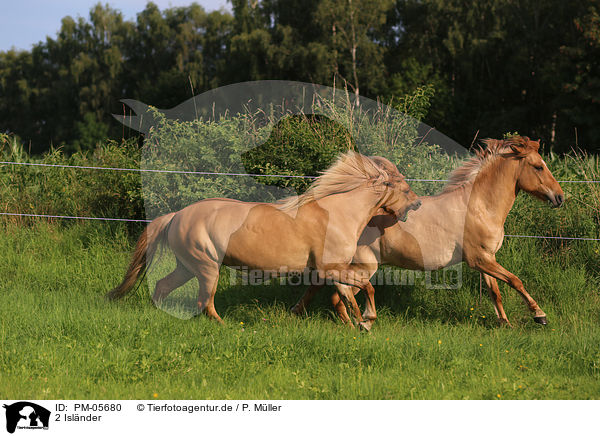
xmin=470 ymin=307 xmax=474 ymax=311
xmin=518 ymin=385 xmax=523 ymax=389
xmin=481 ymin=315 xmax=486 ymax=318
xmin=496 ymin=394 xmax=501 ymax=399
xmin=386 ymin=337 xmax=390 ymax=341
xmin=479 ymin=344 xmax=483 ymax=347
xmin=438 ymin=340 xmax=442 ymax=345
xmin=505 ymin=350 xmax=509 ymax=353
xmin=353 ymin=336 xmax=356 ymax=340
xmin=240 ymin=321 xmax=244 ymax=325
xmin=153 ymin=393 xmax=158 ymax=398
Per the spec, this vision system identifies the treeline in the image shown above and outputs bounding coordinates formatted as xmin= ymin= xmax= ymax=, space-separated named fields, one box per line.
xmin=0 ymin=0 xmax=599 ymax=154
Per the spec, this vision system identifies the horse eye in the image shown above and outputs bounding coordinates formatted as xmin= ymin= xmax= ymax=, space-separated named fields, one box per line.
xmin=383 ymin=181 xmax=394 ymax=187
xmin=534 ymin=165 xmax=543 ymax=171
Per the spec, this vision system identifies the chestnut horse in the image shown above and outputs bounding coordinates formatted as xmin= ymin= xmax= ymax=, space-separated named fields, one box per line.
xmin=292 ymin=136 xmax=564 ymax=329
xmin=108 ymin=151 xmax=421 ymax=323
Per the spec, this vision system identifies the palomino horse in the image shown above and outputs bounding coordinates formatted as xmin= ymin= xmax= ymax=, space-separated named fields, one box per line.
xmin=292 ymin=136 xmax=564 ymax=329
xmin=108 ymin=151 xmax=421 ymax=323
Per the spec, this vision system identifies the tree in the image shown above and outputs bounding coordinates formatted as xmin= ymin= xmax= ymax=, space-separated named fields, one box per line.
xmin=316 ymin=0 xmax=394 ymax=100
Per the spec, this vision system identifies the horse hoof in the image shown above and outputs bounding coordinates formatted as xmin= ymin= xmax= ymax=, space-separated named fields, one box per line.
xmin=498 ymin=318 xmax=512 ymax=328
xmin=358 ymin=321 xmax=372 ymax=332
xmin=290 ymin=305 xmax=303 ymax=316
xmin=534 ymin=316 xmax=548 ymax=325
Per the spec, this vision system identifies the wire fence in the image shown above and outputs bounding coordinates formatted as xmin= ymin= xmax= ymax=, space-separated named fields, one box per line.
xmin=1 ymin=160 xmax=599 ymax=183
xmin=1 ymin=160 xmax=598 ymax=242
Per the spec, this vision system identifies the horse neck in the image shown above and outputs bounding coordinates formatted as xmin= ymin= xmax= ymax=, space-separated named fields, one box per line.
xmin=469 ymin=156 xmax=520 ymax=226
xmin=316 ymin=185 xmax=384 ymax=238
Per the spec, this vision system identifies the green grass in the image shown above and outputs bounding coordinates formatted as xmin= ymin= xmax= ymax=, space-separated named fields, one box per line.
xmin=0 ymin=221 xmax=599 ymax=399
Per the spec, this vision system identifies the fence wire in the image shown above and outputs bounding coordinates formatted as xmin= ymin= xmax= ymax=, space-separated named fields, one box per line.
xmin=1 ymin=160 xmax=598 ymax=242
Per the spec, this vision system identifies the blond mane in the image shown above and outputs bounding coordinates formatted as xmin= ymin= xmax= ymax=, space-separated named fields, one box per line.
xmin=278 ymin=151 xmax=391 ymax=211
xmin=440 ymin=135 xmax=539 ymax=194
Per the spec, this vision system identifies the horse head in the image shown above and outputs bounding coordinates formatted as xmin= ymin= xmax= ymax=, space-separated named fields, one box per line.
xmin=505 ymin=136 xmax=564 ymax=208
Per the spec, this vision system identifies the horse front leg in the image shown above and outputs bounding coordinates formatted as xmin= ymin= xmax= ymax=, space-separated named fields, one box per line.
xmin=332 ymin=282 xmax=377 ymax=331
xmin=359 ymin=281 xmax=377 ymax=331
xmin=330 ymin=290 xmax=351 ymax=323
xmin=472 ymin=256 xmax=547 ymax=325
xmin=324 ymin=263 xmax=380 ymax=330
xmin=320 ymin=264 xmax=370 ymax=328
xmin=332 ymin=283 xmax=364 ymax=328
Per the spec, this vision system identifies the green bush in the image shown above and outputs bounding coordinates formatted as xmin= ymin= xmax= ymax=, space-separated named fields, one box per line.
xmin=0 ymin=135 xmax=143 ymax=223
xmin=141 ymin=86 xmax=453 ymax=217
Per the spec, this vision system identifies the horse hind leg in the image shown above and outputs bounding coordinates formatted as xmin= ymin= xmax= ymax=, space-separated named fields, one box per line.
xmin=192 ymin=261 xmax=223 ymax=323
xmin=482 ymin=274 xmax=511 ymax=327
xmin=203 ymin=278 xmax=222 ymax=323
xmin=291 ymin=282 xmax=325 ymax=315
xmin=153 ymin=260 xmax=194 ymax=304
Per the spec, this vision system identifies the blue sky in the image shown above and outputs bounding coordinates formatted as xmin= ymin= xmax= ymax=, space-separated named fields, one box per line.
xmin=0 ymin=0 xmax=231 ymax=51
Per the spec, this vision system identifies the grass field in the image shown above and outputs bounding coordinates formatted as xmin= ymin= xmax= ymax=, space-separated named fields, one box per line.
xmin=1 ymin=221 xmax=599 ymax=400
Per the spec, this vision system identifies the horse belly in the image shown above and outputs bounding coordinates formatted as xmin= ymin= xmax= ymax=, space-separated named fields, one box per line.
xmin=419 ymin=243 xmax=461 ymax=270
xmin=223 ymin=225 xmax=312 ymax=273
xmin=382 ymin=230 xmax=461 ymax=271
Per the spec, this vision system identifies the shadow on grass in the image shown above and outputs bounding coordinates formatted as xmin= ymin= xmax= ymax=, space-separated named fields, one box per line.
xmin=127 ymin=262 xmax=550 ymax=330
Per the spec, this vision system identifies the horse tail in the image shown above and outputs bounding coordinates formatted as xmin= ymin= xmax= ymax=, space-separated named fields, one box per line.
xmin=107 ymin=212 xmax=176 ymax=300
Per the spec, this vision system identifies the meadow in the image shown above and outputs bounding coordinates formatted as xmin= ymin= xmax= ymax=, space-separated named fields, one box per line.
xmin=0 ymin=216 xmax=598 ymax=399
xmin=0 ymin=118 xmax=599 ymax=399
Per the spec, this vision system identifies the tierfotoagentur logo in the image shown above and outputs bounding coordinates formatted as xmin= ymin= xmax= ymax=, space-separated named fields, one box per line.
xmin=226 ymin=264 xmax=462 ymax=290
xmin=3 ymin=402 xmax=50 ymax=434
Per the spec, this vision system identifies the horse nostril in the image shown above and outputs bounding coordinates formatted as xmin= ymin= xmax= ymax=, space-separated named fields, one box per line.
xmin=414 ymin=200 xmax=422 ymax=209
xmin=556 ymin=194 xmax=564 ymax=205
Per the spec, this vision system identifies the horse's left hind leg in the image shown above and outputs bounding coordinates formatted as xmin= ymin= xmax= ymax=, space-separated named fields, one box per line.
xmin=482 ymin=274 xmax=511 ymax=327
xmin=153 ymin=260 xmax=194 ymax=303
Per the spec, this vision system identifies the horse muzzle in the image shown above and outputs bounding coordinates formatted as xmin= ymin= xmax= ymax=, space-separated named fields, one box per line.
xmin=547 ymin=192 xmax=564 ymax=208
xmin=397 ymin=199 xmax=422 ymax=222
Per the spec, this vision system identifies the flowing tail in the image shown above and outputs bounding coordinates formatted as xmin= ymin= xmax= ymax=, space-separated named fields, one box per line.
xmin=107 ymin=212 xmax=176 ymax=300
